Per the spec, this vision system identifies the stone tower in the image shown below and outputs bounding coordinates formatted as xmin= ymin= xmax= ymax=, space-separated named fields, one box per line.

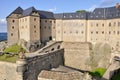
xmin=7 ymin=7 xmax=23 ymax=45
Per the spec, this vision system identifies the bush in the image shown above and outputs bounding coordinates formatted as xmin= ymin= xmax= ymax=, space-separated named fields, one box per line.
xmin=90 ymin=68 xmax=106 ymax=77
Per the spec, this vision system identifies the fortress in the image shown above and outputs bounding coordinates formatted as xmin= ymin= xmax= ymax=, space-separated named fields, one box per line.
xmin=7 ymin=3 xmax=120 ymax=49
xmin=2 ymin=3 xmax=120 ymax=80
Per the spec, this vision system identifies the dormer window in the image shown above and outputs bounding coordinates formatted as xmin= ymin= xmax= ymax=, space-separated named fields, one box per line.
xmin=91 ymin=16 xmax=93 ymax=18
xmin=76 ymin=15 xmax=79 ymax=17
xmin=98 ymin=12 xmax=101 ymax=14
xmin=70 ymin=15 xmax=72 ymax=17
xmin=64 ymin=16 xmax=66 ymax=18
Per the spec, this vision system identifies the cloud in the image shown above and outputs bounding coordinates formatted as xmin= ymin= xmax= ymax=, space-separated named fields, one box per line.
xmin=0 ymin=18 xmax=7 ymax=32
xmin=100 ymin=0 xmax=114 ymax=7
xmin=49 ymin=7 xmax=57 ymax=12
xmin=87 ymin=5 xmax=97 ymax=11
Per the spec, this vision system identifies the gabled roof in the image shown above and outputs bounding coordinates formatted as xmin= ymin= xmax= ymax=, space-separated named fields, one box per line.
xmin=38 ymin=10 xmax=54 ymax=19
xmin=7 ymin=7 xmax=23 ymax=18
xmin=22 ymin=7 xmax=37 ymax=17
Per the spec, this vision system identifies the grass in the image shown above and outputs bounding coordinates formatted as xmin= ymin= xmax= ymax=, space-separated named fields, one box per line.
xmin=0 ymin=55 xmax=18 ymax=63
xmin=3 ymin=44 xmax=22 ymax=53
xmin=3 ymin=44 xmax=26 ymax=53
xmin=0 ymin=44 xmax=26 ymax=63
xmin=90 ymin=68 xmax=107 ymax=77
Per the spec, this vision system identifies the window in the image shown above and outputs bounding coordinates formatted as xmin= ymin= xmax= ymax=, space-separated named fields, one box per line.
xmin=109 ymin=23 xmax=111 ymax=27
xmin=11 ymin=33 xmax=13 ymax=36
xmin=12 ymin=26 xmax=14 ymax=29
xmin=117 ymin=31 xmax=119 ymax=35
xmin=34 ymin=30 xmax=36 ymax=33
xmin=64 ymin=31 xmax=66 ymax=33
xmin=96 ymin=31 xmax=98 ymax=34
xmin=54 ymin=21 xmax=55 ymax=23
xmin=109 ymin=31 xmax=111 ymax=34
xmin=45 ymin=20 xmax=47 ymax=23
xmin=76 ymin=31 xmax=78 ymax=34
xmin=57 ymin=45 xmax=60 ymax=49
xmin=96 ymin=24 xmax=98 ymax=27
xmin=44 ymin=26 xmax=46 ymax=29
xmin=102 ymin=24 xmax=104 ymax=27
xmin=118 ymin=22 xmax=120 ymax=26
xmin=34 ymin=18 xmax=36 ymax=21
xmin=34 ymin=25 xmax=36 ymax=28
xmin=51 ymin=48 xmax=54 ymax=51
xmin=102 ymin=31 xmax=104 ymax=34
xmin=81 ymin=31 xmax=84 ymax=34
xmin=114 ymin=22 xmax=116 ymax=26
xmin=50 ymin=21 xmax=52 ymax=23
xmin=91 ymin=31 xmax=93 ymax=34
xmin=12 ymin=20 xmax=15 ymax=23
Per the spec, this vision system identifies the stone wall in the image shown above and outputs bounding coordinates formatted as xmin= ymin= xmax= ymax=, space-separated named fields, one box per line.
xmin=21 ymin=49 xmax=64 ymax=80
xmin=61 ymin=42 xmax=92 ymax=71
xmin=0 ymin=61 xmax=21 ymax=80
xmin=35 ymin=41 xmax=62 ymax=53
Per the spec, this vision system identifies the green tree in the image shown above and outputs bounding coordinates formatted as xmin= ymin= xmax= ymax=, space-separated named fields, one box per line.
xmin=76 ymin=10 xmax=87 ymax=13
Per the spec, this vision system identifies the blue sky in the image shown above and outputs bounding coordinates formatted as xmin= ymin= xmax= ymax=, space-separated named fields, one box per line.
xmin=0 ymin=0 xmax=119 ymax=32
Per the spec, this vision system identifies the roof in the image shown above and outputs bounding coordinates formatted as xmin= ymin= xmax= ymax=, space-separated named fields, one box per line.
xmin=7 ymin=7 xmax=23 ymax=18
xmin=7 ymin=5 xmax=120 ymax=19
xmin=54 ymin=12 xmax=87 ymax=19
xmin=22 ymin=7 xmax=37 ymax=17
xmin=38 ymin=10 xmax=54 ymax=19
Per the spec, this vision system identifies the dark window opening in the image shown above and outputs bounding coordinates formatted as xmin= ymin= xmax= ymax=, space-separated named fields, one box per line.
xmin=12 ymin=20 xmax=15 ymax=23
xmin=102 ymin=31 xmax=104 ymax=34
xmin=96 ymin=31 xmax=98 ymax=34
xmin=11 ymin=33 xmax=13 ymax=36
xmin=102 ymin=24 xmax=104 ymax=27
xmin=109 ymin=23 xmax=111 ymax=27
xmin=51 ymin=48 xmax=54 ymax=51
xmin=49 ymin=36 xmax=52 ymax=40
xmin=34 ymin=25 xmax=36 ymax=28
xmin=34 ymin=18 xmax=36 ymax=21
xmin=57 ymin=45 xmax=60 ymax=49
xmin=12 ymin=26 xmax=14 ymax=29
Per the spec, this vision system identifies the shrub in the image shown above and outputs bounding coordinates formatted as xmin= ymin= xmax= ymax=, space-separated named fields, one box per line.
xmin=90 ymin=68 xmax=106 ymax=77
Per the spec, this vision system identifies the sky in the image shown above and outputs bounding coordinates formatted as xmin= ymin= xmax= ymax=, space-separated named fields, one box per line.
xmin=0 ymin=0 xmax=120 ymax=32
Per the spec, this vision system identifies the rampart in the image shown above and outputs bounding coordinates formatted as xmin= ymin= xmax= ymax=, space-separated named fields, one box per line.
xmin=17 ymin=49 xmax=64 ymax=80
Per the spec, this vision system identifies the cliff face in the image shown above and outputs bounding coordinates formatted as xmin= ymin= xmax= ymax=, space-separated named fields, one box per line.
xmin=61 ymin=42 xmax=111 ymax=71
xmin=88 ymin=43 xmax=111 ymax=70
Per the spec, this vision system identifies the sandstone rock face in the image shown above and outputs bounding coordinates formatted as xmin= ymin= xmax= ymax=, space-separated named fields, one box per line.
xmin=89 ymin=42 xmax=111 ymax=70
xmin=0 ymin=41 xmax=7 ymax=51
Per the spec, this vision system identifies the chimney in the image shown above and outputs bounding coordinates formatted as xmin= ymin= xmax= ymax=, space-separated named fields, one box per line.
xmin=116 ymin=3 xmax=119 ymax=9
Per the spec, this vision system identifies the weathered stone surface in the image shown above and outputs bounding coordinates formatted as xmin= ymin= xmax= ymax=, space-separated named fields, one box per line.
xmin=0 ymin=61 xmax=21 ymax=80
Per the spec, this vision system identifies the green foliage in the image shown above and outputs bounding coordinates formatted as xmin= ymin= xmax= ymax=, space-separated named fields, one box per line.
xmin=90 ymin=68 xmax=106 ymax=77
xmin=0 ymin=55 xmax=18 ymax=63
xmin=76 ymin=10 xmax=86 ymax=13
xmin=3 ymin=44 xmax=26 ymax=53
xmin=111 ymin=71 xmax=120 ymax=80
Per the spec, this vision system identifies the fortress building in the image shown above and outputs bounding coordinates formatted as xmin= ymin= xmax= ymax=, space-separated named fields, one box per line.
xmin=7 ymin=3 xmax=120 ymax=50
